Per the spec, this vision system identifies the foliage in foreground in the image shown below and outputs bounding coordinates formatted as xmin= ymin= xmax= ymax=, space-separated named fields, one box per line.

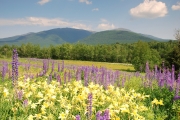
xmin=0 ymin=54 xmax=180 ymax=119
xmin=0 ymin=76 xmax=166 ymax=120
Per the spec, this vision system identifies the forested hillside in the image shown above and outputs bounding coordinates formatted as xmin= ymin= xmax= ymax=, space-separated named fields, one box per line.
xmin=0 ymin=40 xmax=177 ymax=72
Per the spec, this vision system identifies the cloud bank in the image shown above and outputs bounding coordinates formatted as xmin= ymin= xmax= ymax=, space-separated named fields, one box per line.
xmin=0 ymin=17 xmax=91 ymax=30
xmin=172 ymin=2 xmax=180 ymax=10
xmin=130 ymin=0 xmax=168 ymax=18
xmin=97 ymin=23 xmax=115 ymax=30
xmin=38 ymin=0 xmax=51 ymax=5
xmin=92 ymin=8 xmax=99 ymax=11
xmin=79 ymin=0 xmax=92 ymax=5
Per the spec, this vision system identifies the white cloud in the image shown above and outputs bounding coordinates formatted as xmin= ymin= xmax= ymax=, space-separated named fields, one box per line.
xmin=172 ymin=2 xmax=180 ymax=10
xmin=92 ymin=8 xmax=99 ymax=11
xmin=100 ymin=18 xmax=108 ymax=23
xmin=79 ymin=0 xmax=92 ymax=5
xmin=0 ymin=17 xmax=91 ymax=30
xmin=38 ymin=0 xmax=51 ymax=5
xmin=130 ymin=0 xmax=168 ymax=18
xmin=97 ymin=23 xmax=115 ymax=30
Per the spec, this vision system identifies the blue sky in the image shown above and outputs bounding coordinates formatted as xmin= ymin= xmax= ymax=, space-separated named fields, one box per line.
xmin=0 ymin=0 xmax=180 ymax=39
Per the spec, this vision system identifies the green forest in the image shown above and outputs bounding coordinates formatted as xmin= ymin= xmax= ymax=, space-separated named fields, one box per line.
xmin=0 ymin=40 xmax=179 ymax=73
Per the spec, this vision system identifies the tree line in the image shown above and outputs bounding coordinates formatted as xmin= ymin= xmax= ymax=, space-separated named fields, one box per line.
xmin=0 ymin=40 xmax=178 ymax=72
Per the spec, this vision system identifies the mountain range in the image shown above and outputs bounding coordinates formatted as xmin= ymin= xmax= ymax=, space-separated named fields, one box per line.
xmin=0 ymin=28 xmax=171 ymax=46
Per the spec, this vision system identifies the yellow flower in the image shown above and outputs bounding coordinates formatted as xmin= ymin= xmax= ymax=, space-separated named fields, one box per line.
xmin=31 ymin=103 xmax=37 ymax=109
xmin=3 ymin=88 xmax=9 ymax=97
xmin=11 ymin=107 xmax=17 ymax=113
xmin=120 ymin=107 xmax=129 ymax=113
xmin=35 ymin=113 xmax=42 ymax=119
xmin=151 ymin=98 xmax=158 ymax=105
xmin=157 ymin=99 xmax=164 ymax=105
xmin=58 ymin=112 xmax=67 ymax=119
xmin=27 ymin=115 xmax=34 ymax=120
xmin=36 ymin=92 xmax=43 ymax=98
xmin=25 ymin=91 xmax=32 ymax=98
xmin=152 ymin=98 xmax=164 ymax=106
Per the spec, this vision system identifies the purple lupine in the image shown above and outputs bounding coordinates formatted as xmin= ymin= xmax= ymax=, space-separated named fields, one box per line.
xmin=54 ymin=72 xmax=57 ymax=79
xmin=84 ymin=68 xmax=89 ymax=86
xmin=12 ymin=49 xmax=19 ymax=86
xmin=76 ymin=115 xmax=81 ymax=120
xmin=58 ymin=63 xmax=60 ymax=72
xmin=68 ymin=71 xmax=71 ymax=82
xmin=51 ymin=61 xmax=54 ymax=73
xmin=145 ymin=62 xmax=150 ymax=80
xmin=87 ymin=93 xmax=93 ymax=120
xmin=61 ymin=61 xmax=64 ymax=72
xmin=48 ymin=74 xmax=52 ymax=84
xmin=64 ymin=71 xmax=67 ymax=84
xmin=172 ymin=65 xmax=175 ymax=80
xmin=23 ymin=99 xmax=28 ymax=107
xmin=43 ymin=60 xmax=48 ymax=75
xmin=103 ymin=109 xmax=110 ymax=120
xmin=17 ymin=90 xmax=23 ymax=100
xmin=96 ymin=111 xmax=102 ymax=120
xmin=174 ymin=74 xmax=180 ymax=101
xmin=57 ymin=74 xmax=61 ymax=85
xmin=2 ymin=63 xmax=7 ymax=81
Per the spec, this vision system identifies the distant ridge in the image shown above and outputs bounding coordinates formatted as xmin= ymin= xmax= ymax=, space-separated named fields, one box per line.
xmin=0 ymin=27 xmax=171 ymax=46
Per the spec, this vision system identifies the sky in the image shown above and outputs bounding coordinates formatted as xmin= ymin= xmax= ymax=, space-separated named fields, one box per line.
xmin=0 ymin=0 xmax=180 ymax=39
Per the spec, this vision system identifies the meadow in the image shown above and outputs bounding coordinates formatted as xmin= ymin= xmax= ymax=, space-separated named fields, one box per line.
xmin=0 ymin=50 xmax=180 ymax=120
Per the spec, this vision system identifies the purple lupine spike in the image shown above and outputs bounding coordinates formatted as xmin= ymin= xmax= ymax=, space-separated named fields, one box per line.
xmin=84 ymin=68 xmax=89 ymax=86
xmin=17 ymin=90 xmax=23 ymax=100
xmin=51 ymin=61 xmax=54 ymax=73
xmin=43 ymin=60 xmax=48 ymax=75
xmin=54 ymin=72 xmax=57 ymax=79
xmin=87 ymin=93 xmax=93 ymax=120
xmin=48 ymin=74 xmax=52 ymax=83
xmin=145 ymin=62 xmax=150 ymax=80
xmin=23 ymin=99 xmax=28 ymax=107
xmin=76 ymin=115 xmax=81 ymax=120
xmin=103 ymin=109 xmax=110 ymax=120
xmin=68 ymin=71 xmax=71 ymax=82
xmin=76 ymin=68 xmax=79 ymax=81
xmin=61 ymin=61 xmax=64 ymax=72
xmin=171 ymin=64 xmax=175 ymax=82
xmin=96 ymin=111 xmax=102 ymax=120
xmin=122 ymin=77 xmax=125 ymax=88
xmin=2 ymin=63 xmax=7 ymax=81
xmin=58 ymin=63 xmax=60 ymax=72
xmin=12 ymin=49 xmax=19 ymax=86
xmin=64 ymin=71 xmax=67 ymax=84
xmin=57 ymin=74 xmax=61 ymax=85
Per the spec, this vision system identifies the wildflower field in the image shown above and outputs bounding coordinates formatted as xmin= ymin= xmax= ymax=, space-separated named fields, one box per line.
xmin=0 ymin=50 xmax=180 ymax=120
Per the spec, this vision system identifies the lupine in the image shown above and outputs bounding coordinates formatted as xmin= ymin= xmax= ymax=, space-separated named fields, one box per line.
xmin=51 ymin=61 xmax=54 ymax=73
xmin=2 ymin=63 xmax=7 ymax=81
xmin=96 ymin=111 xmax=102 ymax=120
xmin=17 ymin=90 xmax=23 ymax=100
xmin=61 ymin=61 xmax=64 ymax=72
xmin=87 ymin=93 xmax=93 ymax=120
xmin=12 ymin=49 xmax=19 ymax=86
xmin=75 ymin=115 xmax=81 ymax=120
xmin=57 ymin=74 xmax=61 ymax=84
xmin=58 ymin=63 xmax=60 ymax=72
xmin=23 ymin=99 xmax=28 ymax=107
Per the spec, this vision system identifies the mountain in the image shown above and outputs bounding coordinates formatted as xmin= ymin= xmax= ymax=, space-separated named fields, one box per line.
xmin=0 ymin=28 xmax=93 ymax=46
xmin=139 ymin=33 xmax=170 ymax=41
xmin=78 ymin=29 xmax=158 ymax=44
xmin=0 ymin=27 xmax=170 ymax=46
